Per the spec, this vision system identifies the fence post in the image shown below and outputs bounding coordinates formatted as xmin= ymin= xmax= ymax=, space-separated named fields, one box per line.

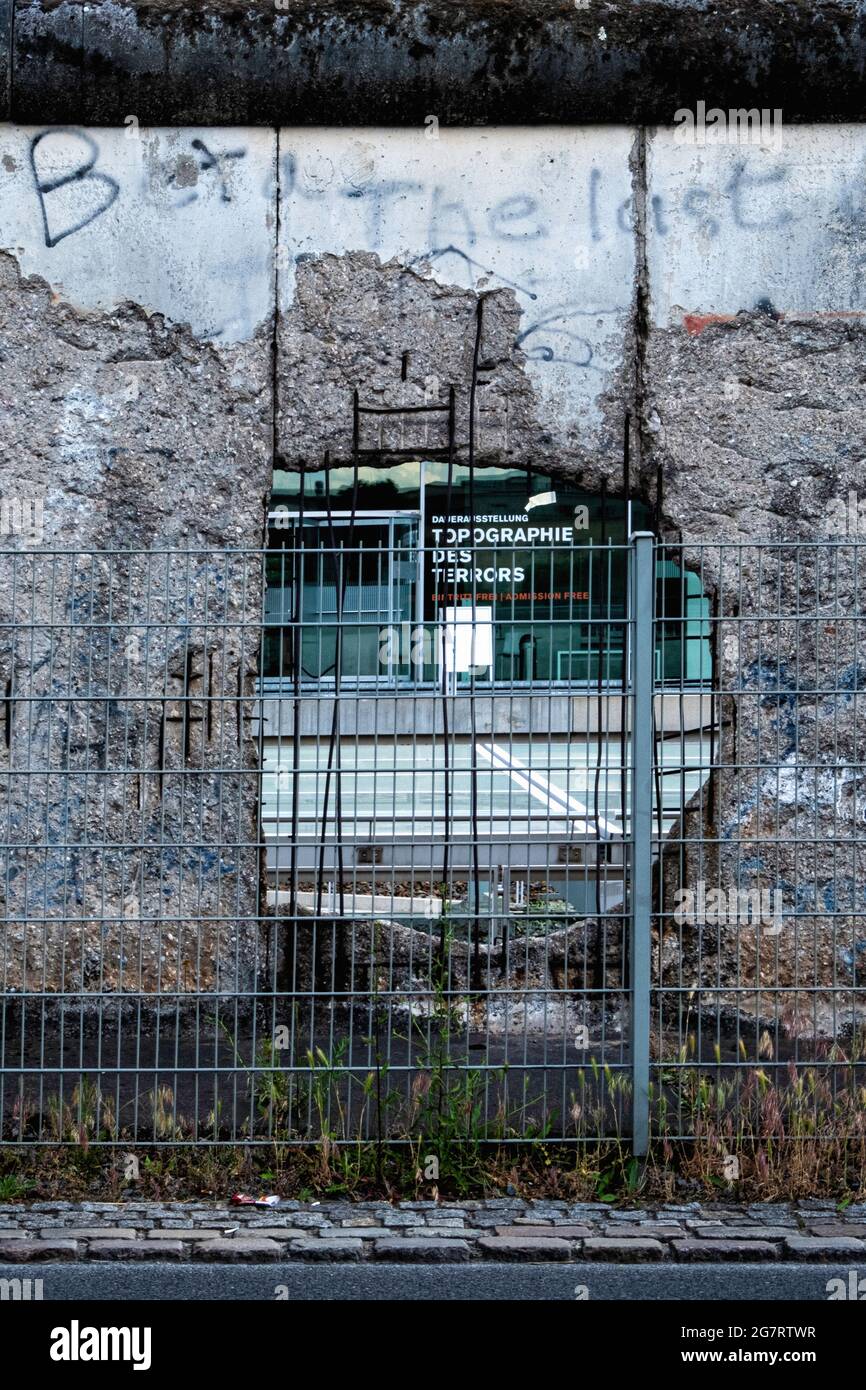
xmin=629 ymin=531 xmax=654 ymax=1157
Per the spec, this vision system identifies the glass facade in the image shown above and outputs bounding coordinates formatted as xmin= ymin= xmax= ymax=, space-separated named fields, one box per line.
xmin=261 ymin=734 xmax=712 ymax=847
xmin=263 ymin=462 xmax=711 ymax=688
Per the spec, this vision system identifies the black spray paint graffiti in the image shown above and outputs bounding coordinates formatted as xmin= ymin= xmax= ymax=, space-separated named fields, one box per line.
xmin=287 ymin=146 xmax=583 ymax=366
xmin=589 ymin=160 xmax=796 ymax=241
xmin=287 ymin=151 xmax=801 ymax=257
xmin=283 ymin=148 xmax=813 ymax=366
xmin=167 ymin=138 xmax=247 ymax=207
xmin=516 ymin=304 xmax=618 ymax=371
xmin=29 ymin=129 xmax=120 ymax=248
xmin=28 ymin=129 xmax=250 ymax=246
xmin=283 ymin=153 xmax=549 ymax=249
xmin=409 ymin=249 xmax=607 ymax=371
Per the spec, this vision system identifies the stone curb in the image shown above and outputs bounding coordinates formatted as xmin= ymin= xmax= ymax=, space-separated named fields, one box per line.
xmin=1 ymin=1200 xmax=865 ymax=1264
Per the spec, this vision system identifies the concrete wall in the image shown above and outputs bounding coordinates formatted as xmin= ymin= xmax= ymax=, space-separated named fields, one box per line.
xmin=276 ymin=127 xmax=634 ymax=462
xmin=645 ymin=129 xmax=866 ymax=1037
xmin=1 ymin=119 xmax=864 ymax=1028
xmin=9 ymin=2 xmax=866 ymax=126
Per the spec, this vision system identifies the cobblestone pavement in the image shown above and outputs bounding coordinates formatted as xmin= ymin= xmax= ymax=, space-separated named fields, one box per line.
xmin=1 ymin=1200 xmax=865 ymax=1263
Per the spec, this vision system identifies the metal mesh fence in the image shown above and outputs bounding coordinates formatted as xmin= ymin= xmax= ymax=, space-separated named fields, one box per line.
xmin=653 ymin=539 xmax=866 ymax=1148
xmin=0 ymin=537 xmax=862 ymax=1148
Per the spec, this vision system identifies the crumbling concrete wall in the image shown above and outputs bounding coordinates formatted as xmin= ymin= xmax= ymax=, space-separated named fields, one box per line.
xmin=1 ymin=117 xmax=865 ymax=1037
xmin=1 ymin=122 xmax=633 ymax=999
xmin=278 ymin=251 xmax=533 ymax=468
xmin=276 ymin=127 xmax=636 ymax=468
xmin=0 ymin=243 xmax=274 ymax=994
xmin=645 ymin=131 xmax=866 ymax=1039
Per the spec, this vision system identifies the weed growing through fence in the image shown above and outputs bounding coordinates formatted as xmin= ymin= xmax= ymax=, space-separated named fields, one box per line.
xmin=4 ymin=1007 xmax=866 ymax=1203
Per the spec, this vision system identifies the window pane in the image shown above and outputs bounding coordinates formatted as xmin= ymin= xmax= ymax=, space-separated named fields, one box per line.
xmin=263 ymin=463 xmax=709 ymax=688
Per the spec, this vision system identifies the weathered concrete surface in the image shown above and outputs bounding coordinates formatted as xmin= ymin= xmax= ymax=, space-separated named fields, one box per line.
xmin=645 ymin=131 xmax=866 ymax=1036
xmin=10 ymin=2 xmax=866 ymax=126
xmin=278 ymin=250 xmax=563 ymax=474
xmin=0 ymin=121 xmax=275 ymax=999
xmin=0 ymin=125 xmax=276 ymax=341
xmin=0 ymin=1 xmax=11 ymax=122
xmin=286 ymin=912 xmax=607 ymax=1041
xmin=0 ymin=116 xmax=864 ymax=1041
xmin=648 ymin=128 xmax=866 ymax=326
xmin=0 ymin=250 xmax=273 ymax=993
xmin=277 ymin=127 xmax=635 ymax=462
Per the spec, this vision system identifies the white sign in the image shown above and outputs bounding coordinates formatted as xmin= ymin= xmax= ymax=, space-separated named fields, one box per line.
xmin=443 ymin=607 xmax=493 ymax=674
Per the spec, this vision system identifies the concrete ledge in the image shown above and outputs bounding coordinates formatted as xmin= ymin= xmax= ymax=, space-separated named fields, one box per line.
xmin=258 ymin=693 xmax=714 ymax=739
xmin=9 ymin=1 xmax=866 ymax=126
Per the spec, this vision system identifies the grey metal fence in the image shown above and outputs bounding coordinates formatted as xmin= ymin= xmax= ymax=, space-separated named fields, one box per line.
xmin=652 ymin=538 xmax=866 ymax=1156
xmin=0 ymin=537 xmax=862 ymax=1149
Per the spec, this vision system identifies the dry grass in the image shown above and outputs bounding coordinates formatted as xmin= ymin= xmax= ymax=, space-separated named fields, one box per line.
xmin=3 ymin=1029 xmax=865 ymax=1204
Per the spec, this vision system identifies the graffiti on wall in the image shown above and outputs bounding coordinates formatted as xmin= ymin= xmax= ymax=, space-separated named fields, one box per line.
xmin=27 ymin=128 xmax=250 ymax=246
xmin=4 ymin=124 xmax=866 ymax=357
xmin=1 ymin=125 xmax=270 ymax=341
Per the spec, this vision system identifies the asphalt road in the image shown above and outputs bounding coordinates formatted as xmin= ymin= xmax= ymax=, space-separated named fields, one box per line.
xmin=2 ymin=1261 xmax=862 ymax=1301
